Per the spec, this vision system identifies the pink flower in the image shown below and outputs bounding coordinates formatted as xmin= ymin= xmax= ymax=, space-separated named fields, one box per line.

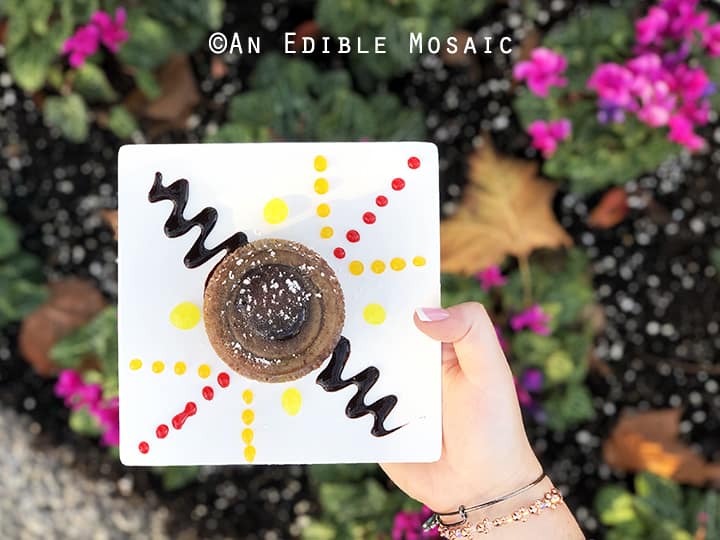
xmin=634 ymin=79 xmax=675 ymax=127
xmin=636 ymin=6 xmax=669 ymax=46
xmin=475 ymin=265 xmax=507 ymax=291
xmin=62 ymin=24 xmax=100 ymax=67
xmin=90 ymin=8 xmax=129 ymax=53
xmin=392 ymin=506 xmax=437 ymax=540
xmin=660 ymin=0 xmax=707 ymax=42
xmin=587 ymin=63 xmax=636 ymax=108
xmin=62 ymin=7 xmax=128 ymax=67
xmin=510 ymin=304 xmax=552 ymax=335
xmin=527 ymin=119 xmax=571 ymax=158
xmin=702 ymin=22 xmax=720 ymax=56
xmin=513 ymin=48 xmax=568 ymax=97
xmin=668 ymin=114 xmax=705 ymax=150
xmin=54 ymin=369 xmax=84 ymax=405
xmin=673 ymin=65 xmax=711 ymax=102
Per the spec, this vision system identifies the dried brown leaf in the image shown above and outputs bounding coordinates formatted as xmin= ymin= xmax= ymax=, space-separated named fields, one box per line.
xmin=101 ymin=209 xmax=118 ymax=239
xmin=440 ymin=134 xmax=572 ymax=274
xmin=588 ymin=187 xmax=629 ymax=229
xmin=19 ymin=278 xmax=106 ymax=376
xmin=603 ymin=408 xmax=720 ymax=487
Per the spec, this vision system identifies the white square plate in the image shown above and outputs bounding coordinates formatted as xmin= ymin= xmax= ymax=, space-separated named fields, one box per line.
xmin=118 ymin=142 xmax=441 ymax=465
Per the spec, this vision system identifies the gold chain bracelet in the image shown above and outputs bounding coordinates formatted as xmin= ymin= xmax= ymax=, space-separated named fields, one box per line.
xmin=437 ymin=488 xmax=564 ymax=538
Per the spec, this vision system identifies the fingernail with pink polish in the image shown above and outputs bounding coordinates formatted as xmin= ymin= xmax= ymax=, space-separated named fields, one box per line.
xmin=415 ymin=307 xmax=450 ymax=322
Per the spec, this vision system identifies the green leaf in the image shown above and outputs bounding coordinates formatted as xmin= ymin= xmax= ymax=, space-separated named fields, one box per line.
xmin=711 ymin=248 xmax=720 ymax=277
xmin=301 ymin=521 xmax=337 ymax=540
xmin=107 ymin=105 xmax=139 ymax=139
xmin=155 ymin=466 xmax=200 ymax=490
xmin=51 ymin=307 xmax=118 ymax=374
xmin=544 ymin=383 xmax=595 ymax=430
xmin=545 ymin=350 xmax=574 ymax=383
xmin=441 ymin=273 xmax=491 ymax=308
xmin=308 ymin=464 xmax=380 ymax=484
xmin=72 ymin=63 xmax=118 ymax=103
xmin=635 ymin=473 xmax=685 ymax=524
xmin=43 ymin=94 xmax=90 ymax=143
xmin=117 ymin=14 xmax=175 ymax=70
xmin=0 ymin=215 xmax=20 ymax=258
xmin=69 ymin=407 xmax=102 ymax=436
xmin=7 ymin=38 xmax=55 ymax=92
xmin=0 ymin=251 xmax=48 ymax=327
xmin=595 ymin=486 xmax=640 ymax=525
xmin=133 ymin=68 xmax=162 ymax=100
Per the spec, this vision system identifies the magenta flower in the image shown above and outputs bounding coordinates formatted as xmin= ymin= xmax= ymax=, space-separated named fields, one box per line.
xmin=513 ymin=369 xmax=545 ymax=422
xmin=54 ymin=369 xmax=85 ymax=405
xmin=668 ymin=114 xmax=705 ymax=150
xmin=527 ymin=119 xmax=571 ymax=158
xmin=54 ymin=370 xmax=120 ymax=447
xmin=636 ymin=7 xmax=670 ymax=46
xmin=90 ymin=8 xmax=129 ymax=53
xmin=392 ymin=506 xmax=438 ymax=540
xmin=475 ymin=265 xmax=507 ymax=291
xmin=62 ymin=7 xmax=128 ymax=67
xmin=521 ymin=368 xmax=544 ymax=392
xmin=513 ymin=48 xmax=568 ymax=97
xmin=660 ymin=0 xmax=707 ymax=43
xmin=587 ymin=63 xmax=636 ymax=109
xmin=62 ymin=24 xmax=101 ymax=68
xmin=510 ymin=304 xmax=552 ymax=335
xmin=703 ymin=23 xmax=720 ymax=56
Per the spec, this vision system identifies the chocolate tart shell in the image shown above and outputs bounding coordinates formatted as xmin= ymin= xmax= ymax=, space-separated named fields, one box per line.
xmin=203 ymin=238 xmax=345 ymax=383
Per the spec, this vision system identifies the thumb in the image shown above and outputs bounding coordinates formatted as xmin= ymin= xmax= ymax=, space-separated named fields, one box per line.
xmin=414 ymin=302 xmax=513 ymax=387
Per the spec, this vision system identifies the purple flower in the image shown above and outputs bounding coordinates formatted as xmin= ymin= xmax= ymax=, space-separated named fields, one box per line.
xmin=587 ymin=63 xmax=636 ymax=109
xmin=513 ymin=48 xmax=568 ymax=97
xmin=392 ymin=506 xmax=438 ymax=540
xmin=475 ymin=265 xmax=507 ymax=291
xmin=90 ymin=8 xmax=129 ymax=53
xmin=510 ymin=304 xmax=552 ymax=336
xmin=521 ymin=368 xmax=544 ymax=392
xmin=62 ymin=7 xmax=128 ymax=67
xmin=597 ymin=99 xmax=626 ymax=124
xmin=527 ymin=119 xmax=571 ymax=158
xmin=62 ymin=24 xmax=101 ymax=68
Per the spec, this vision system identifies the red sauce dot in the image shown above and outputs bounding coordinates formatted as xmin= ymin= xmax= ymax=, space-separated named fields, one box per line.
xmin=346 ymin=230 xmax=360 ymax=243
xmin=202 ymin=386 xmax=214 ymax=400
xmin=363 ymin=212 xmax=376 ymax=224
xmin=138 ymin=441 xmax=149 ymax=454
xmin=391 ymin=178 xmax=406 ymax=191
xmin=333 ymin=247 xmax=346 ymax=259
xmin=217 ymin=372 xmax=230 ymax=388
xmin=186 ymin=402 xmax=197 ymax=415
xmin=376 ymin=195 xmax=388 ymax=207
xmin=408 ymin=156 xmax=421 ymax=169
xmin=156 ymin=424 xmax=169 ymax=439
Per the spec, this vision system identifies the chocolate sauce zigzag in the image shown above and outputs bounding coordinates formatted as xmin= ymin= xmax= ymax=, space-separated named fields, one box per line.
xmin=316 ymin=337 xmax=401 ymax=437
xmin=148 ymin=172 xmax=248 ymax=268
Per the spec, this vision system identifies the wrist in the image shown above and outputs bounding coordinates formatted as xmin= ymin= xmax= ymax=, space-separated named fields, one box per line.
xmin=426 ymin=449 xmax=543 ymax=514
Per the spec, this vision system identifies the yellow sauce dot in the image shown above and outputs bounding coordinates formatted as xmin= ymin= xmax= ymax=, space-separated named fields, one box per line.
xmin=242 ymin=389 xmax=254 ymax=404
xmin=320 ymin=226 xmax=334 ymax=239
xmin=314 ymin=178 xmax=329 ymax=194
xmin=169 ymin=302 xmax=201 ymax=330
xmin=242 ymin=428 xmax=254 ymax=444
xmin=314 ymin=155 xmax=327 ymax=172
xmin=281 ymin=388 xmax=302 ymax=416
xmin=413 ymin=256 xmax=427 ymax=267
xmin=151 ymin=361 xmax=165 ymax=374
xmin=242 ymin=409 xmax=255 ymax=425
xmin=244 ymin=445 xmax=257 ymax=463
xmin=363 ymin=303 xmax=387 ymax=325
xmin=390 ymin=258 xmax=407 ymax=271
xmin=129 ymin=358 xmax=142 ymax=370
xmin=316 ymin=203 xmax=331 ymax=218
xmin=371 ymin=260 xmax=386 ymax=274
xmin=263 ymin=198 xmax=289 ymax=225
xmin=198 ymin=364 xmax=211 ymax=379
xmin=174 ymin=362 xmax=187 ymax=375
xmin=349 ymin=261 xmax=364 ymax=276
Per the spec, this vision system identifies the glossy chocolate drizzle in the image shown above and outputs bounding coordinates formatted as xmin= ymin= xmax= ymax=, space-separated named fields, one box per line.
xmin=316 ymin=337 xmax=401 ymax=437
xmin=148 ymin=172 xmax=248 ymax=268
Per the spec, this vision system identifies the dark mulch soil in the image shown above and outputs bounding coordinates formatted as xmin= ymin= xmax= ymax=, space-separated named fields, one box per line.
xmin=1 ymin=1 xmax=718 ymax=539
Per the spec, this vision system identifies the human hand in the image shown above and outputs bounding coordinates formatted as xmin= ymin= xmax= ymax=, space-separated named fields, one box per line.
xmin=380 ymin=302 xmax=542 ymax=513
